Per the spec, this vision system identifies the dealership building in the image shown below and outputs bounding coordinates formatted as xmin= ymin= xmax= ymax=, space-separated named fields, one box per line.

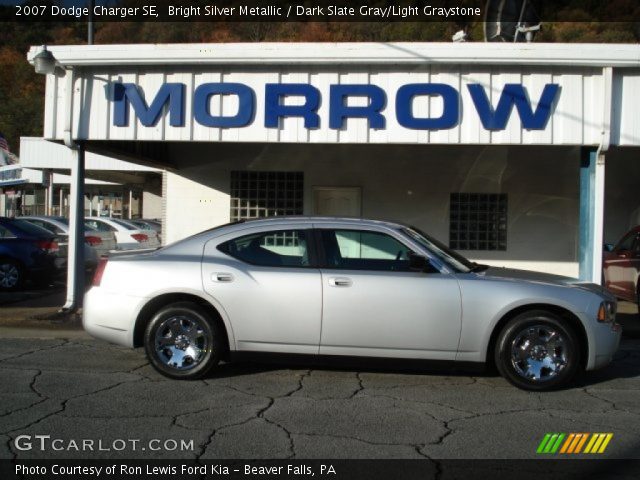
xmin=27 ymin=42 xmax=640 ymax=282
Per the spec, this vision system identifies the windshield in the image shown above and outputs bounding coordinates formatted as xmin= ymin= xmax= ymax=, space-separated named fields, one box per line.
xmin=402 ymin=226 xmax=475 ymax=273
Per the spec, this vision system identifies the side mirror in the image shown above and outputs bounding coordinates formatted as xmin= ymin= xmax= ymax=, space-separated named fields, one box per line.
xmin=409 ymin=253 xmax=435 ymax=273
xmin=604 ymin=243 xmax=614 ymax=253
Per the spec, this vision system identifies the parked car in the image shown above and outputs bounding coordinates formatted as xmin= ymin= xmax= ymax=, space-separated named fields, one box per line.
xmin=83 ymin=217 xmax=621 ymax=390
xmin=0 ymin=217 xmax=65 ymax=290
xmin=128 ymin=219 xmax=162 ymax=243
xmin=84 ymin=217 xmax=160 ymax=251
xmin=603 ymin=226 xmax=640 ymax=307
xmin=20 ymin=216 xmax=117 ymax=265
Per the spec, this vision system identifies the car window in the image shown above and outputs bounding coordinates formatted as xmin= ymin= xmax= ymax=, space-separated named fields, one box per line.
xmin=219 ymin=230 xmax=310 ymax=267
xmin=111 ymin=218 xmax=138 ymax=230
xmin=320 ymin=229 xmax=413 ymax=271
xmin=85 ymin=220 xmax=116 ymax=232
xmin=9 ymin=219 xmax=54 ymax=237
xmin=616 ymin=231 xmax=638 ymax=251
xmin=0 ymin=225 xmax=14 ymax=239
xmin=26 ymin=219 xmax=63 ymax=234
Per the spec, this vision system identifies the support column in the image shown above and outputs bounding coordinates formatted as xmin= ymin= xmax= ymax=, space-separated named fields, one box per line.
xmin=128 ymin=187 xmax=133 ymax=219
xmin=45 ymin=170 xmax=54 ymax=216
xmin=579 ymin=147 xmax=605 ymax=283
xmin=61 ymin=143 xmax=85 ymax=312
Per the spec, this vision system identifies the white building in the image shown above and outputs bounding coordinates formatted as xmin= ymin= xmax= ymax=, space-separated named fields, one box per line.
xmin=6 ymin=137 xmax=163 ymax=219
xmin=27 ymin=42 xmax=640 ymax=281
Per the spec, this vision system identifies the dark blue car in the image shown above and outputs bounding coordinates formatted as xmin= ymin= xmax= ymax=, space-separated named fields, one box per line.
xmin=0 ymin=217 xmax=65 ymax=291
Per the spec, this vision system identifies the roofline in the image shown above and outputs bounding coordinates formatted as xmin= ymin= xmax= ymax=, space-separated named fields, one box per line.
xmin=27 ymin=42 xmax=640 ymax=69
xmin=219 ymin=216 xmax=406 ymax=228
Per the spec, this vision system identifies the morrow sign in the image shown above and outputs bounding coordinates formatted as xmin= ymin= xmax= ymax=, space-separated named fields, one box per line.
xmin=112 ymin=82 xmax=560 ymax=131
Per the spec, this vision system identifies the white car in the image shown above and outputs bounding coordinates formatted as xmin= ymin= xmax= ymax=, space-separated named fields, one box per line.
xmin=20 ymin=216 xmax=117 ymax=260
xmin=83 ymin=217 xmax=621 ymax=390
xmin=85 ymin=217 xmax=160 ymax=251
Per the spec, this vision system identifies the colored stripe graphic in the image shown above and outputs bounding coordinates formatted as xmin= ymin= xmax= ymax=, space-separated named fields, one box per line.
xmin=539 ymin=433 xmax=613 ymax=454
xmin=584 ymin=433 xmax=614 ymax=454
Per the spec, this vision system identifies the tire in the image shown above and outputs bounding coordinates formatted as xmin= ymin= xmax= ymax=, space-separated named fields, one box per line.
xmin=0 ymin=258 xmax=24 ymax=291
xmin=144 ymin=302 xmax=224 ymax=380
xmin=494 ymin=310 xmax=581 ymax=391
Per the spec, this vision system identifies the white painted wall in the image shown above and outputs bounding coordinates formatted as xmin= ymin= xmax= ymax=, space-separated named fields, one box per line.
xmin=163 ymin=171 xmax=230 ymax=244
xmin=163 ymin=143 xmax=585 ymax=277
xmin=142 ymin=190 xmax=162 ymax=219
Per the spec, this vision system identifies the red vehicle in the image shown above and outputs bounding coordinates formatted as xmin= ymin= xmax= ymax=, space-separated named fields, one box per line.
xmin=603 ymin=226 xmax=640 ymax=307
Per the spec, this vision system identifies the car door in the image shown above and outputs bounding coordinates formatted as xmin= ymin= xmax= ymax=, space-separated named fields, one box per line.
xmin=316 ymin=226 xmax=462 ymax=361
xmin=202 ymin=227 xmax=322 ymax=355
xmin=604 ymin=230 xmax=639 ymax=300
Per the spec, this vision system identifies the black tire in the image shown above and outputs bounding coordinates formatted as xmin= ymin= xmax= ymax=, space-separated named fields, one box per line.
xmin=144 ymin=302 xmax=224 ymax=380
xmin=0 ymin=258 xmax=24 ymax=291
xmin=494 ymin=310 xmax=581 ymax=391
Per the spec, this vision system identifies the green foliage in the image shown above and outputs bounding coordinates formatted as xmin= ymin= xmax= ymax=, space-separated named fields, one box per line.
xmin=0 ymin=0 xmax=637 ymax=155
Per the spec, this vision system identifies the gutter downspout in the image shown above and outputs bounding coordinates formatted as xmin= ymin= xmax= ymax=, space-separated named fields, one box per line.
xmin=61 ymin=67 xmax=85 ymax=313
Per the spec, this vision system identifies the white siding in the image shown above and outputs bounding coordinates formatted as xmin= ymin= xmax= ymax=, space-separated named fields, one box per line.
xmin=44 ymin=65 xmax=640 ymax=147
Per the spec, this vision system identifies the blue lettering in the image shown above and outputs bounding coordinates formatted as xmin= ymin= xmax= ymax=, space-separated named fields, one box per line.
xmin=113 ymin=83 xmax=184 ymax=127
xmin=264 ymin=84 xmax=320 ymax=128
xmin=193 ymin=83 xmax=255 ymax=128
xmin=396 ymin=84 xmax=460 ymax=130
xmin=468 ymin=83 xmax=560 ymax=130
xmin=329 ymin=85 xmax=386 ymax=129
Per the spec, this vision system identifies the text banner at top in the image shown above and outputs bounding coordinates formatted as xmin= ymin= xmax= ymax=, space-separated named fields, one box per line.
xmin=2 ymin=0 xmax=639 ymax=23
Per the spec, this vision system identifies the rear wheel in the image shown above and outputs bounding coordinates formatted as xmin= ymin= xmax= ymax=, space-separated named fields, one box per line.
xmin=494 ymin=310 xmax=580 ymax=391
xmin=144 ymin=302 xmax=224 ymax=379
xmin=0 ymin=258 xmax=24 ymax=291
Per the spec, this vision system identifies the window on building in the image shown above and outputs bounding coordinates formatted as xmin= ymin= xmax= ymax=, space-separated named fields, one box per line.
xmin=449 ymin=193 xmax=507 ymax=251
xmin=230 ymin=171 xmax=303 ymax=221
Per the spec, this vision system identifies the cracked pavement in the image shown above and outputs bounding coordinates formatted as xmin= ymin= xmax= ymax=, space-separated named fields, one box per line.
xmin=1 ymin=336 xmax=639 ymax=460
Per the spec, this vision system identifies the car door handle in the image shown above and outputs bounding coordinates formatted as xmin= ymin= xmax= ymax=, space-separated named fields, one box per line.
xmin=212 ymin=272 xmax=234 ymax=282
xmin=328 ymin=277 xmax=352 ymax=287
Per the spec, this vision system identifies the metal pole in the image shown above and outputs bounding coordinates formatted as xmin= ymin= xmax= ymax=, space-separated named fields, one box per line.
xmin=128 ymin=188 xmax=133 ymax=219
xmin=88 ymin=0 xmax=94 ymax=45
xmin=46 ymin=170 xmax=54 ymax=215
xmin=61 ymin=143 xmax=85 ymax=312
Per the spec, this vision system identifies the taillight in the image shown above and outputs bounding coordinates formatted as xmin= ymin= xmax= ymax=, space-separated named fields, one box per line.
xmin=131 ymin=233 xmax=148 ymax=243
xmin=85 ymin=235 xmax=102 ymax=246
xmin=35 ymin=239 xmax=59 ymax=253
xmin=92 ymin=257 xmax=108 ymax=287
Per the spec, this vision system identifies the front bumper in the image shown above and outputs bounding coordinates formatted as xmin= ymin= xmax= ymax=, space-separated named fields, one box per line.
xmin=588 ymin=321 xmax=622 ymax=370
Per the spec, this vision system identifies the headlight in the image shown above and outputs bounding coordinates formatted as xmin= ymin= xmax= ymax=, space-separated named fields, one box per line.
xmin=597 ymin=301 xmax=616 ymax=323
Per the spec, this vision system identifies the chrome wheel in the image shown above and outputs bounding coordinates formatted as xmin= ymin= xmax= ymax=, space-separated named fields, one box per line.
xmin=0 ymin=262 xmax=20 ymax=289
xmin=154 ymin=315 xmax=209 ymax=371
xmin=510 ymin=324 xmax=568 ymax=382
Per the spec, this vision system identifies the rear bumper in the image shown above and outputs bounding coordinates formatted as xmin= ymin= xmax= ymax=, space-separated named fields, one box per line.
xmin=83 ymin=287 xmax=145 ymax=347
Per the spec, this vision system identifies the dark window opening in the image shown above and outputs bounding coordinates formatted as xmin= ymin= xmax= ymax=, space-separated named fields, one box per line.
xmin=449 ymin=193 xmax=507 ymax=251
xmin=230 ymin=171 xmax=303 ymax=221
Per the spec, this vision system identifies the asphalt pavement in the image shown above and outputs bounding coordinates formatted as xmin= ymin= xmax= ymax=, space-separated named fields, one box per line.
xmin=1 ymin=310 xmax=639 ymax=460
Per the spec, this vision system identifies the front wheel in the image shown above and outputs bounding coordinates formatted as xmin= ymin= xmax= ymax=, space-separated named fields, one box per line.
xmin=144 ymin=302 xmax=224 ymax=380
xmin=494 ymin=311 xmax=581 ymax=391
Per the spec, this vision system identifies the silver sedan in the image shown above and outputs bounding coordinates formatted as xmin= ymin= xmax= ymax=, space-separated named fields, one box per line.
xmin=83 ymin=217 xmax=621 ymax=390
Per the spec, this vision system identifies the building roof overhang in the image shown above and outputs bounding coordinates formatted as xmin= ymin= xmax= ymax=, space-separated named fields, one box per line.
xmin=27 ymin=42 xmax=640 ymax=69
